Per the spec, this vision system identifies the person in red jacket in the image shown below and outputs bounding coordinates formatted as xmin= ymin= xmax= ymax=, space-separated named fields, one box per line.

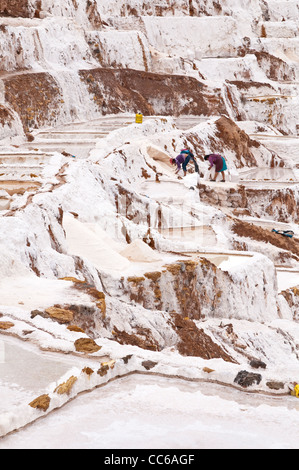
xmin=204 ymin=154 xmax=227 ymax=182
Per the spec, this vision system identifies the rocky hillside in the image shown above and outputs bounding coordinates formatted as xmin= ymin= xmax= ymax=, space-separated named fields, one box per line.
xmin=0 ymin=0 xmax=299 ymax=140
xmin=1 ymin=0 xmax=299 ymax=438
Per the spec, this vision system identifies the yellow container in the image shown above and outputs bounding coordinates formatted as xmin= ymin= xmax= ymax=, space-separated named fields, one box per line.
xmin=135 ymin=113 xmax=143 ymax=124
xmin=290 ymin=384 xmax=299 ymax=397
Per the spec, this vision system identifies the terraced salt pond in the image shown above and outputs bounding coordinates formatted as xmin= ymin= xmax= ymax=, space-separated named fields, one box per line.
xmin=239 ymin=167 xmax=297 ymax=182
xmin=238 ymin=167 xmax=298 ymax=189
xmin=1 ymin=371 xmax=299 ymax=449
xmin=0 ymin=336 xmax=77 ymax=414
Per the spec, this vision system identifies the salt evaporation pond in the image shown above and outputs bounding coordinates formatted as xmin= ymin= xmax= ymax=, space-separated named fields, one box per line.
xmin=239 ymin=167 xmax=297 ymax=182
xmin=0 ymin=336 xmax=78 ymax=413
xmin=1 ymin=374 xmax=299 ymax=449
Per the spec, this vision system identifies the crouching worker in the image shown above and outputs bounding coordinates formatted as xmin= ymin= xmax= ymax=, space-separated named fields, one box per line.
xmin=170 ymin=149 xmax=199 ymax=176
xmin=204 ymin=153 xmax=227 ymax=182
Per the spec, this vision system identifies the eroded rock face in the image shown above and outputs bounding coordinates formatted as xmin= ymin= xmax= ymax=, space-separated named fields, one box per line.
xmin=280 ymin=287 xmax=299 ymax=321
xmin=108 ymin=310 xmax=236 ymax=362
xmin=214 ymin=116 xmax=259 ymax=168
xmin=0 ymin=0 xmax=33 ymax=18
xmin=0 ymin=0 xmax=102 ymax=23
xmin=122 ymin=256 xmax=279 ymax=323
xmin=0 ymin=67 xmax=226 ymax=135
xmin=111 ymin=325 xmax=161 ymax=352
xmin=4 ymin=72 xmax=62 ymax=133
xmin=198 ymin=183 xmax=299 ymax=224
xmin=0 ymin=105 xmax=15 ymax=127
xmin=170 ymin=312 xmax=235 ymax=362
xmin=252 ymin=51 xmax=296 ymax=82
xmin=79 ymin=68 xmax=226 ymax=117
xmin=0 ymin=0 xmax=298 ymax=137
xmin=232 ymin=219 xmax=299 ymax=257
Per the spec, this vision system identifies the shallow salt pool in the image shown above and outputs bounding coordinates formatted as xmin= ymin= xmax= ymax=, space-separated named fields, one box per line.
xmin=0 ymin=337 xmax=81 ymax=413
xmin=239 ymin=167 xmax=297 ymax=182
xmin=1 ymin=374 xmax=299 ymax=449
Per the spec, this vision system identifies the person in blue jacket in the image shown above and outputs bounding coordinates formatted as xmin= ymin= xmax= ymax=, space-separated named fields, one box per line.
xmin=170 ymin=149 xmax=199 ymax=176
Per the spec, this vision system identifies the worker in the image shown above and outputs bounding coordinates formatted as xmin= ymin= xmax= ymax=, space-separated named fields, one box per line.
xmin=170 ymin=149 xmax=198 ymax=176
xmin=204 ymin=153 xmax=227 ymax=182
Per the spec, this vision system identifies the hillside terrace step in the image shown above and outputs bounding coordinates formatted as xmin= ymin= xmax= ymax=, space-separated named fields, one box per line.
xmin=44 ymin=115 xmax=205 ymax=134
xmin=0 ymin=154 xmax=52 ymax=169
xmin=22 ymin=141 xmax=96 ymax=149
xmin=201 ymin=179 xmax=298 ymax=190
xmin=0 ymin=152 xmax=51 ymax=159
xmin=0 ymin=180 xmax=41 ymax=195
xmin=249 ymin=134 xmax=299 ymax=140
xmin=0 ymin=175 xmax=42 ymax=183
xmin=0 ymin=166 xmax=43 ymax=177
xmin=0 ymin=160 xmax=47 ymax=166
xmin=21 ymin=142 xmax=94 ymax=159
xmin=53 ymin=117 xmax=137 ymax=129
xmin=241 ymin=180 xmax=299 ymax=189
xmin=28 ymin=138 xmax=102 ymax=144
xmin=0 ymin=161 xmax=46 ymax=169
xmin=35 ymin=131 xmax=109 ymax=140
xmin=238 ymin=167 xmax=297 ymax=182
xmin=245 ymin=94 xmax=294 ymax=101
